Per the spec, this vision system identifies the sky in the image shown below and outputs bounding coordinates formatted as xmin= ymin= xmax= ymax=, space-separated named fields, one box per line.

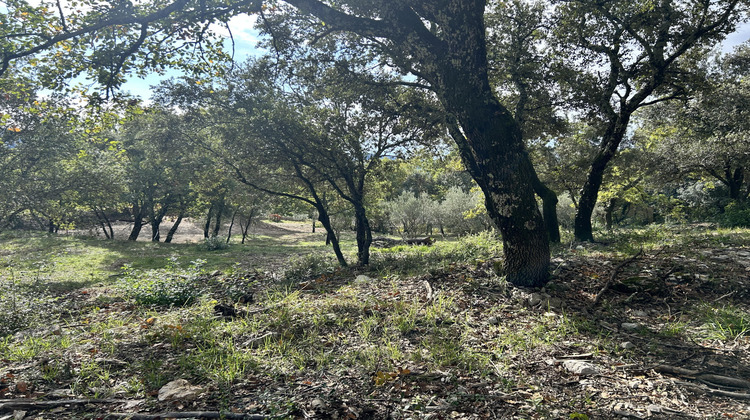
xmin=120 ymin=17 xmax=750 ymax=100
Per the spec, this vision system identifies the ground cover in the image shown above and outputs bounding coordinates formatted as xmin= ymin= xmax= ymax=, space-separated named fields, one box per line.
xmin=1 ymin=224 xmax=749 ymax=419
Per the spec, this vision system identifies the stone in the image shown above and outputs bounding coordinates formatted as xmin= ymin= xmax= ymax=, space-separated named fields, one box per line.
xmin=631 ymin=310 xmax=648 ymax=317
xmin=210 ymin=270 xmax=222 ymax=277
xmin=621 ymin=323 xmax=640 ymax=331
xmin=562 ymin=360 xmax=599 ymax=376
xmin=529 ymin=293 xmax=544 ymax=306
xmin=621 ymin=341 xmax=636 ymax=350
xmin=355 ymin=275 xmax=372 ymax=284
xmin=487 ymin=316 xmax=500 ymax=325
xmin=158 ymin=379 xmax=204 ymax=402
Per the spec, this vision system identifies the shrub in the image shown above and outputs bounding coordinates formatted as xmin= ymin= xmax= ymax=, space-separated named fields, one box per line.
xmin=718 ymin=201 xmax=750 ymax=228
xmin=118 ymin=259 xmax=206 ymax=306
xmin=283 ymin=252 xmax=339 ymax=282
xmin=0 ymin=271 xmax=54 ymax=337
xmin=269 ymin=214 xmax=283 ymax=223
xmin=199 ymin=236 xmax=229 ymax=251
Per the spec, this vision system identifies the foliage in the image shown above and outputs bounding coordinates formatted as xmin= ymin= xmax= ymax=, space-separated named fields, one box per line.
xmin=719 ymin=201 xmax=750 ymax=228
xmin=118 ymin=259 xmax=207 ymax=306
xmin=199 ymin=236 xmax=229 ymax=251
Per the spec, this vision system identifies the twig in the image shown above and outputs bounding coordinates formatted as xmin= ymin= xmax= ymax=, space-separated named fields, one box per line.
xmin=674 ymin=380 xmax=750 ymax=400
xmin=590 ymin=248 xmax=644 ymax=308
xmin=101 ymin=412 xmax=273 ymax=419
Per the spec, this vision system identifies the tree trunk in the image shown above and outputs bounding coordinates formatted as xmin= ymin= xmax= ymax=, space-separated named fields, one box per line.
xmin=226 ymin=208 xmax=238 ymax=244
xmin=530 ymin=173 xmax=560 ymax=243
xmin=212 ymin=196 xmax=225 ymax=238
xmin=353 ymin=203 xmax=372 ymax=266
xmin=727 ymin=167 xmax=745 ymax=201
xmin=574 ymin=117 xmax=630 ymax=242
xmin=317 ymin=205 xmax=347 ymax=267
xmin=165 ymin=210 xmax=185 ymax=244
xmin=48 ymin=219 xmax=56 ymax=234
xmin=203 ymin=205 xmax=213 ymax=239
xmin=604 ymin=198 xmax=617 ymax=230
xmin=128 ymin=202 xmax=144 ymax=241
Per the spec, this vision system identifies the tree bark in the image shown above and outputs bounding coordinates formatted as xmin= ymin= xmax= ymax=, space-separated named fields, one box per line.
xmin=317 ymin=205 xmax=347 ymax=267
xmin=604 ymin=198 xmax=617 ymax=230
xmin=574 ymin=116 xmax=630 ymax=242
xmin=226 ymin=208 xmax=238 ymax=244
xmin=353 ymin=203 xmax=372 ymax=266
xmin=164 ymin=206 xmax=186 ymax=244
xmin=282 ymin=0 xmax=550 ymax=287
xmin=128 ymin=202 xmax=144 ymax=241
xmin=212 ymin=195 xmax=226 ymax=238
xmin=203 ymin=204 xmax=213 ymax=239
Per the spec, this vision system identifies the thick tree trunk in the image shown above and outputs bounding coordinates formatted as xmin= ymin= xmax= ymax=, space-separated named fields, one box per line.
xmin=128 ymin=202 xmax=144 ymax=241
xmin=574 ymin=117 xmax=630 ymax=242
xmin=353 ymin=204 xmax=372 ymax=266
xmin=727 ymin=167 xmax=745 ymax=201
xmin=203 ymin=205 xmax=213 ymax=239
xmin=212 ymin=196 xmax=225 ymax=238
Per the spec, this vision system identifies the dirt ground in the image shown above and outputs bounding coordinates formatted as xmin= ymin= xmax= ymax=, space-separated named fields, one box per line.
xmin=83 ymin=219 xmax=321 ymax=244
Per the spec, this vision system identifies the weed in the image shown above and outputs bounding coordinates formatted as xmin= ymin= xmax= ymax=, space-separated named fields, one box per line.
xmin=118 ymin=259 xmax=207 ymax=306
xmin=700 ymin=304 xmax=750 ymax=341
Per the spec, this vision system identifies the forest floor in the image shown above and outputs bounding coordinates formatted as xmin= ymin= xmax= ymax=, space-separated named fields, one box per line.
xmin=1 ymin=224 xmax=749 ymax=419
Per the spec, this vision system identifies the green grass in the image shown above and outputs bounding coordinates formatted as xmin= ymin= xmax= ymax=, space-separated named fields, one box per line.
xmin=1 ymin=226 xmax=749 ymax=418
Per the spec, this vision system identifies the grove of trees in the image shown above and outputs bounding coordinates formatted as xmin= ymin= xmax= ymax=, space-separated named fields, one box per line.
xmin=1 ymin=0 xmax=749 ymax=287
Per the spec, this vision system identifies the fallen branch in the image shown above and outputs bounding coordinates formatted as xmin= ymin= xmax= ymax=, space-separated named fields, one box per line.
xmin=0 ymin=399 xmax=127 ymax=412
xmin=590 ymin=248 xmax=644 ymax=308
xmin=656 ymin=365 xmax=750 ymax=391
xmin=101 ymin=412 xmax=271 ymax=419
xmin=674 ymin=380 xmax=750 ymax=400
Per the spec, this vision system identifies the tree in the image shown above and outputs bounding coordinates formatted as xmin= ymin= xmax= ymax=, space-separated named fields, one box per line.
xmin=649 ymin=45 xmax=750 ymax=204
xmin=267 ymin=0 xmax=551 ymax=285
xmin=552 ymin=0 xmax=746 ymax=241
xmin=2 ymin=0 xmax=556 ymax=286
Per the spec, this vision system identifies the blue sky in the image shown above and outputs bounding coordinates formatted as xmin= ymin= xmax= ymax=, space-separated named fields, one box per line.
xmin=121 ymin=17 xmax=750 ymax=100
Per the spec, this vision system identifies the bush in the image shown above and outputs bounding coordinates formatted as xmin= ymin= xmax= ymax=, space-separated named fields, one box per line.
xmin=0 ymin=270 xmax=54 ymax=337
xmin=198 ymin=236 xmax=228 ymax=251
xmin=269 ymin=214 xmax=283 ymax=223
xmin=118 ymin=259 xmax=206 ymax=306
xmin=718 ymin=201 xmax=750 ymax=228
xmin=283 ymin=252 xmax=339 ymax=282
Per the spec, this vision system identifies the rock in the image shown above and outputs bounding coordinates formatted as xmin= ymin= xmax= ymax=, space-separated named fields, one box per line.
xmin=562 ymin=360 xmax=599 ymax=376
xmin=355 ymin=275 xmax=372 ymax=283
xmin=529 ymin=293 xmax=544 ymax=306
xmin=621 ymin=341 xmax=636 ymax=350
xmin=621 ymin=323 xmax=640 ymax=331
xmin=487 ymin=316 xmax=501 ymax=325
xmin=311 ymin=398 xmax=327 ymax=411
xmin=631 ymin=310 xmax=648 ymax=317
xmin=210 ymin=270 xmax=222 ymax=277
xmin=49 ymin=325 xmax=62 ymax=336
xmin=13 ymin=410 xmax=26 ymax=420
xmin=158 ymin=379 xmax=204 ymax=402
xmin=546 ymin=297 xmax=563 ymax=309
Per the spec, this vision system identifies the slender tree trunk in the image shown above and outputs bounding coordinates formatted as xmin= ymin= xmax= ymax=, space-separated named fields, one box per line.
xmin=353 ymin=203 xmax=372 ymax=266
xmin=604 ymin=198 xmax=617 ymax=230
xmin=165 ymin=208 xmax=186 ymax=243
xmin=226 ymin=208 xmax=238 ymax=244
xmin=574 ymin=117 xmax=630 ymax=242
xmin=530 ymin=172 xmax=560 ymax=243
xmin=317 ymin=205 xmax=347 ymax=267
xmin=48 ymin=219 xmax=56 ymax=234
xmin=92 ymin=208 xmax=110 ymax=239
